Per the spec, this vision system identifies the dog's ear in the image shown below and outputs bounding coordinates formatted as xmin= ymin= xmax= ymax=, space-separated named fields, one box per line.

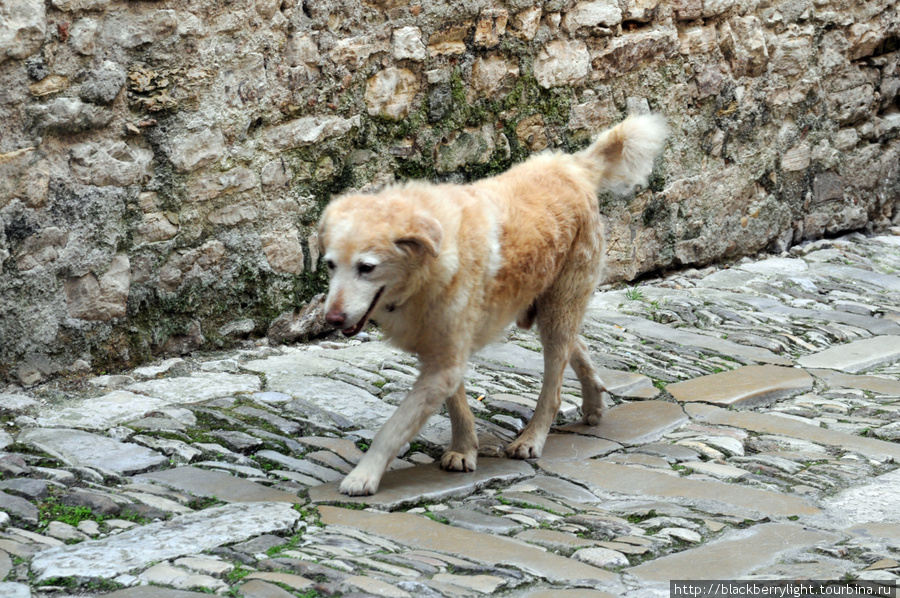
xmin=395 ymin=214 xmax=443 ymax=258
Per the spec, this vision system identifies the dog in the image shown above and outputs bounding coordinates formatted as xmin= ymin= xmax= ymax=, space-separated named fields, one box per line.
xmin=317 ymin=114 xmax=668 ymax=495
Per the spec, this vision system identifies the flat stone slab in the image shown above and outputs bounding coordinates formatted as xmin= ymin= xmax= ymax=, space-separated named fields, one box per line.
xmin=845 ymin=522 xmax=900 ymax=543
xmin=701 ymin=290 xmax=900 ymax=336
xmin=243 ymin=343 xmax=406 ymax=388
xmin=256 ymin=450 xmax=343 ymax=482
xmin=516 ymin=528 xmax=607 ymax=551
xmin=0 ymin=392 xmax=39 ymax=414
xmin=683 ymin=461 xmax=749 ymax=480
xmin=318 ymin=506 xmax=616 ymax=585
xmin=18 ymin=428 xmax=167 ymax=475
xmin=808 ymin=369 xmax=900 ymax=395
xmin=441 ymin=507 xmax=524 ymax=534
xmin=134 ymin=466 xmax=303 ymax=504
xmin=625 ymin=523 xmax=840 ymax=583
xmin=555 ymin=401 xmax=688 ymax=446
xmin=271 ymin=375 xmax=395 ymax=429
xmin=584 ymin=309 xmax=792 ymax=365
xmin=522 ymin=591 xmax=616 ymax=598
xmin=539 ymin=460 xmax=819 ymax=518
xmin=31 ymin=502 xmax=300 ymax=582
xmin=540 ymin=433 xmax=621 ymax=462
xmin=309 ymin=459 xmax=534 ymax=510
xmin=103 ymin=587 xmax=216 ymax=598
xmin=686 ymin=403 xmax=900 ymax=462
xmin=668 ymin=365 xmax=813 ymax=408
xmin=0 ymin=551 xmax=11 ymax=583
xmin=0 ymin=583 xmax=30 ymax=598
xmin=36 ymin=391 xmax=169 ymax=431
xmin=0 ymin=491 xmax=39 ymax=523
xmin=633 ymin=442 xmax=701 ymax=462
xmin=520 ymin=475 xmax=603 ymax=504
xmin=242 ymin=350 xmax=345 ymax=381
xmin=820 ymin=468 xmax=900 ymax=529
xmin=126 ymin=372 xmax=261 ymax=403
xmin=809 ymin=263 xmax=900 ymax=292
xmin=476 ymin=343 xmax=659 ymax=398
xmin=738 ymin=257 xmax=809 ymax=275
xmin=797 ymin=336 xmax=900 ymax=373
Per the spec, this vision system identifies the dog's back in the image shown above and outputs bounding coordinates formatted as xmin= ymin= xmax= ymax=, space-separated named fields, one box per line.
xmin=469 ymin=113 xmax=669 ymax=337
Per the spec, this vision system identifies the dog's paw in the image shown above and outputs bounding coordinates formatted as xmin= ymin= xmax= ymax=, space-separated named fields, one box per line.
xmin=582 ymin=391 xmax=609 ymax=426
xmin=582 ymin=393 xmax=608 ymax=425
xmin=582 ymin=411 xmax=602 ymax=426
xmin=505 ymin=437 xmax=544 ymax=460
xmin=441 ymin=450 xmax=477 ymax=472
xmin=339 ymin=470 xmax=380 ymax=496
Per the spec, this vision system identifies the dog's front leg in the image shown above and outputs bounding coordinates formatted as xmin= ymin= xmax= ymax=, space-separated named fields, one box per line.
xmin=440 ymin=383 xmax=478 ymax=472
xmin=339 ymin=364 xmax=464 ymax=496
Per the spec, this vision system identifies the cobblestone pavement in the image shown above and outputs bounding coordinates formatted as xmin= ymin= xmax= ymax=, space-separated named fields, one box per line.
xmin=2 ymin=231 xmax=900 ymax=598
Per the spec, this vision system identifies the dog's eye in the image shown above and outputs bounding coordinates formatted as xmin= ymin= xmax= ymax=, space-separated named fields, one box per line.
xmin=325 ymin=260 xmax=336 ymax=271
xmin=357 ymin=263 xmax=376 ymax=275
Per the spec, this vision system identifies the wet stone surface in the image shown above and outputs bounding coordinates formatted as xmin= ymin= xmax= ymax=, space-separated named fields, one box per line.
xmin=1 ymin=233 xmax=900 ymax=596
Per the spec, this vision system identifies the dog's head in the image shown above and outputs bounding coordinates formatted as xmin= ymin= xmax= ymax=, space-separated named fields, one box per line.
xmin=317 ymin=190 xmax=443 ymax=337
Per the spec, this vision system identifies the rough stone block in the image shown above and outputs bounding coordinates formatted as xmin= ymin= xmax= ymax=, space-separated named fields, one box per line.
xmin=562 ymin=1 xmax=622 ymax=32
xmin=428 ymin=24 xmax=470 ymax=56
xmin=100 ymin=9 xmax=177 ymax=49
xmin=534 ymin=40 xmax=591 ymax=88
xmin=391 ymin=26 xmax=426 ymax=61
xmin=474 ymin=9 xmax=508 ymax=49
xmin=51 ymin=0 xmax=109 ymax=10
xmin=261 ymin=230 xmax=304 ymax=275
xmin=79 ymin=60 xmax=126 ymax=104
xmin=0 ymin=0 xmax=46 ymax=63
xmin=69 ymin=18 xmax=99 ymax=55
xmin=365 ymin=67 xmax=420 ymax=120
xmin=828 ymin=84 xmax=875 ymax=124
xmin=262 ymin=115 xmax=360 ymax=150
xmin=29 ymin=97 xmax=113 ymax=133
xmin=188 ymin=168 xmax=256 ymax=203
xmin=134 ymin=212 xmax=178 ymax=245
xmin=718 ymin=16 xmax=769 ymax=78
xmin=470 ymin=54 xmax=518 ymax=98
xmin=435 ymin=124 xmax=497 ymax=172
xmin=70 ymin=141 xmax=153 ymax=187
xmin=510 ymin=6 xmax=541 ymax=40
xmin=167 ymin=129 xmax=225 ymax=173
xmin=14 ymin=226 xmax=68 ymax=271
xmin=64 ymin=254 xmax=131 ymax=322
xmin=591 ymin=29 xmax=679 ymax=80
xmin=330 ymin=33 xmax=389 ymax=68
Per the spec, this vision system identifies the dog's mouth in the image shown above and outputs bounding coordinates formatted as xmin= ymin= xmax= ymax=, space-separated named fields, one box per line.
xmin=342 ymin=286 xmax=385 ymax=337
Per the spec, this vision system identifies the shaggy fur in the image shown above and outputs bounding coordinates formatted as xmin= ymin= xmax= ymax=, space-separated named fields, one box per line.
xmin=318 ymin=114 xmax=668 ymax=496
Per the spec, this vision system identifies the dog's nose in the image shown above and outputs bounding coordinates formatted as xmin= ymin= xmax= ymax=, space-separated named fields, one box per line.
xmin=325 ymin=309 xmax=346 ymax=328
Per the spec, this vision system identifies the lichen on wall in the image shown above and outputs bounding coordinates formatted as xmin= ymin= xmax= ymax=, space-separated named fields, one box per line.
xmin=1 ymin=0 xmax=898 ymax=384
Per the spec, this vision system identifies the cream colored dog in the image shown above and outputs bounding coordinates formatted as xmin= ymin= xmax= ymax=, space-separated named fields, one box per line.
xmin=318 ymin=114 xmax=668 ymax=496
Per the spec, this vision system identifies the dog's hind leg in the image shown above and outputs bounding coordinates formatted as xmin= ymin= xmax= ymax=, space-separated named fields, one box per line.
xmin=441 ymin=382 xmax=478 ymax=472
xmin=570 ymin=336 xmax=609 ymax=425
xmin=506 ymin=310 xmax=574 ymax=459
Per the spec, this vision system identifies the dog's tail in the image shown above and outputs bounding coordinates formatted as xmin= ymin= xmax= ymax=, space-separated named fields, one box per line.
xmin=580 ymin=113 xmax=668 ymax=194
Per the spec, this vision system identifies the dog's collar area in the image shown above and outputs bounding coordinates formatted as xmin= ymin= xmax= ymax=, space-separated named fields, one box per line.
xmin=342 ymin=286 xmax=385 ymax=337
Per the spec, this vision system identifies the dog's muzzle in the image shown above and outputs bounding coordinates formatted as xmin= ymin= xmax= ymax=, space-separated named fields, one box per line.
xmin=342 ymin=286 xmax=385 ymax=337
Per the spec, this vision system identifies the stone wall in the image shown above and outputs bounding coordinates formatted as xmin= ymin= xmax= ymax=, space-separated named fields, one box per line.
xmin=1 ymin=0 xmax=899 ymax=385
